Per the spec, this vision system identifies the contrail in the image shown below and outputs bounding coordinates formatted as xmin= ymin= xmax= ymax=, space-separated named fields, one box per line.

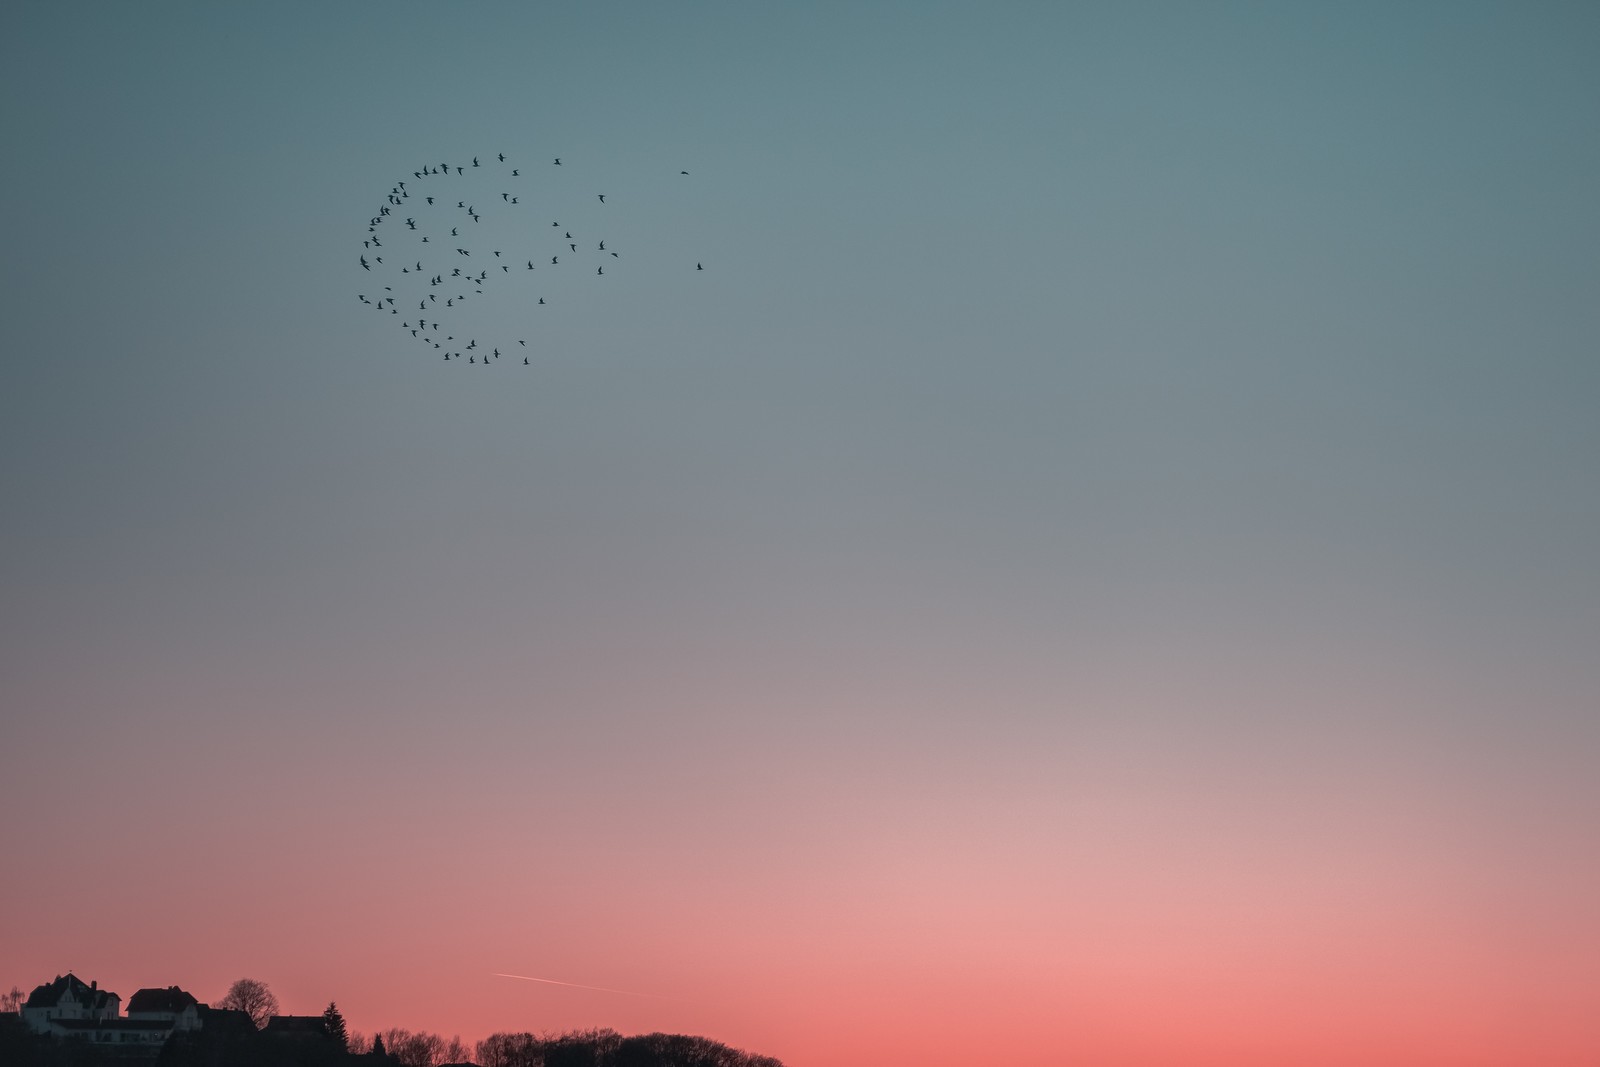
xmin=492 ymin=972 xmax=682 ymax=1001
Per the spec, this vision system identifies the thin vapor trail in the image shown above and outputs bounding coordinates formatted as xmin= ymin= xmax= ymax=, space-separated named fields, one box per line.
xmin=492 ymin=972 xmax=683 ymax=1001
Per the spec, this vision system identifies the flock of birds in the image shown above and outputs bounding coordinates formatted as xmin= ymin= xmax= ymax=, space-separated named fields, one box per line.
xmin=357 ymin=153 xmax=700 ymax=366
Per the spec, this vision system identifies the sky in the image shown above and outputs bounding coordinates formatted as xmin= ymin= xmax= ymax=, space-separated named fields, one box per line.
xmin=2 ymin=2 xmax=1598 ymax=1064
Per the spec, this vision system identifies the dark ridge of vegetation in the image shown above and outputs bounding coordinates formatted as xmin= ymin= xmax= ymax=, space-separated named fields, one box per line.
xmin=475 ymin=1028 xmax=783 ymax=1067
xmin=0 ymin=1013 xmax=782 ymax=1067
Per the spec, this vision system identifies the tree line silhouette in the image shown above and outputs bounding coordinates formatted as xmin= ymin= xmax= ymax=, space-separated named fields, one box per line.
xmin=1 ymin=979 xmax=782 ymax=1067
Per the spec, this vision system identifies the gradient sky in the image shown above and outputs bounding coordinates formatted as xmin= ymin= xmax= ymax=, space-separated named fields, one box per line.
xmin=3 ymin=3 xmax=1598 ymax=1064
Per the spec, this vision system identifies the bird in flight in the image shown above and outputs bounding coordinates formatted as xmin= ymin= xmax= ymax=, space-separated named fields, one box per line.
xmin=553 ymin=158 xmax=561 ymax=165
xmin=360 ymin=255 xmax=370 ymax=270
xmin=598 ymin=194 xmax=605 ymax=203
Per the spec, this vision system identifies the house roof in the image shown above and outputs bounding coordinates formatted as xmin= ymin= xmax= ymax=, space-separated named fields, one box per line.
xmin=25 ymin=974 xmax=120 ymax=1011
xmin=264 ymin=1015 xmax=330 ymax=1037
xmin=197 ymin=1006 xmax=256 ymax=1033
xmin=127 ymin=987 xmax=199 ymax=1013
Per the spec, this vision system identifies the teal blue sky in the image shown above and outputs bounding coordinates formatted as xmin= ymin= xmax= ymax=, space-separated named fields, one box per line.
xmin=3 ymin=3 xmax=1598 ymax=1063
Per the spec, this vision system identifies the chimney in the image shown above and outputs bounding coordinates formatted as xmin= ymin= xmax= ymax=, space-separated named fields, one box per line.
xmin=91 ymin=982 xmax=97 ymax=991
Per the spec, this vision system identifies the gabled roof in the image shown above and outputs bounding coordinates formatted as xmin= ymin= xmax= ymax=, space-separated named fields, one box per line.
xmin=25 ymin=974 xmax=119 ymax=1011
xmin=128 ymin=986 xmax=199 ymax=1013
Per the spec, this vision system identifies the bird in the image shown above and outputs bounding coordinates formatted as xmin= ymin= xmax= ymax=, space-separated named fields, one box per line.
xmin=538 ymin=298 xmax=545 ymax=304
xmin=597 ymin=194 xmax=605 ymax=203
xmin=570 ymin=243 xmax=576 ymax=251
xmin=553 ymin=158 xmax=561 ymax=165
xmin=597 ymin=267 xmax=603 ymax=275
xmin=697 ymin=263 xmax=703 ymax=270
xmin=681 ymin=170 xmax=689 ymax=175
xmin=527 ymin=261 xmax=535 ymax=269
xmin=512 ymin=169 xmax=519 ymax=176
xmin=519 ymin=340 xmax=526 ymax=346
xmin=523 ymin=357 xmax=529 ymax=365
xmin=360 ymin=255 xmax=370 ymax=270
xmin=498 ymin=153 xmax=505 ymax=162
xmin=598 ymin=241 xmax=605 ymax=250
xmin=472 ymin=157 xmax=479 ymax=167
xmin=551 ymin=256 xmax=558 ymax=264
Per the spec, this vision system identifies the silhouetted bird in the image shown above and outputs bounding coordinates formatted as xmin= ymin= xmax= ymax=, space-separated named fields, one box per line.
xmin=524 ymin=357 xmax=529 ymax=365
xmin=553 ymin=158 xmax=561 ymax=165
xmin=697 ymin=263 xmax=703 ymax=270
xmin=598 ymin=194 xmax=605 ymax=203
xmin=360 ymin=255 xmax=370 ymax=270
xmin=473 ymin=157 xmax=479 ymax=167
xmin=498 ymin=153 xmax=505 ymax=162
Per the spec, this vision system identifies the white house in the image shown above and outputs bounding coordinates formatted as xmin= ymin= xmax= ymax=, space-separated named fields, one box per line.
xmin=127 ymin=986 xmax=203 ymax=1031
xmin=21 ymin=973 xmax=121 ymax=1033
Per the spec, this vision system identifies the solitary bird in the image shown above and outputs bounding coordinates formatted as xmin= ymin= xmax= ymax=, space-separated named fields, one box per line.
xmin=697 ymin=263 xmax=703 ymax=270
xmin=519 ymin=340 xmax=526 ymax=346
xmin=524 ymin=357 xmax=529 ymax=365
xmin=597 ymin=194 xmax=605 ymax=203
xmin=498 ymin=153 xmax=505 ymax=162
xmin=360 ymin=255 xmax=370 ymax=270
xmin=472 ymin=157 xmax=479 ymax=167
xmin=553 ymin=158 xmax=561 ymax=165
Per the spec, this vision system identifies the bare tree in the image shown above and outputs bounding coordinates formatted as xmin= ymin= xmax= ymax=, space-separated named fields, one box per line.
xmin=217 ymin=978 xmax=279 ymax=1029
xmin=1 ymin=986 xmax=24 ymax=1012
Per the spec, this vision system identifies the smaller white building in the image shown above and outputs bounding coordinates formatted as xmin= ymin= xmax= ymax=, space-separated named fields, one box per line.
xmin=127 ymin=986 xmax=203 ymax=1031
